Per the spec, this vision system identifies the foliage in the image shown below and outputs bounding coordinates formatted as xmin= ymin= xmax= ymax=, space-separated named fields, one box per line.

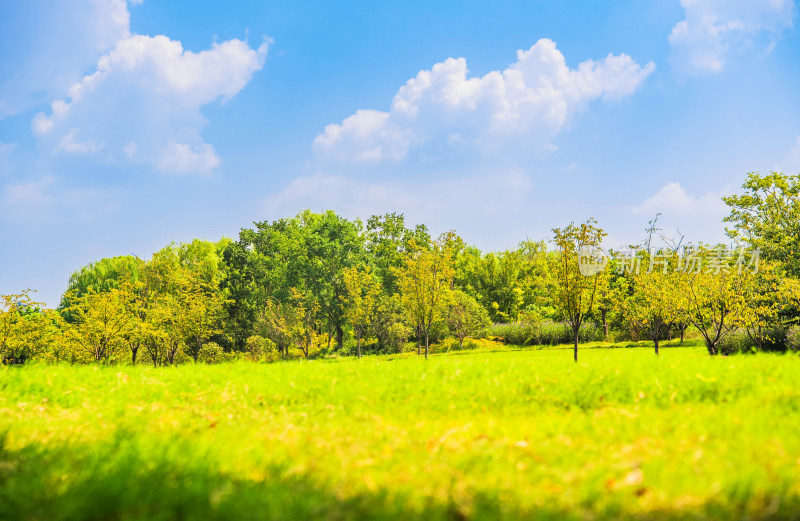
xmin=489 ymin=320 xmax=603 ymax=346
xmin=342 ymin=266 xmax=381 ymax=358
xmin=786 ymin=325 xmax=800 ymax=353
xmin=445 ymin=289 xmax=491 ymax=350
xmin=395 ymin=232 xmax=456 ymax=359
xmin=550 ymin=218 xmax=607 ymax=361
xmin=723 ymin=172 xmax=800 ymax=277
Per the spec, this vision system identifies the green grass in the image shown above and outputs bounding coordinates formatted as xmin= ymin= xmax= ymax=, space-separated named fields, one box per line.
xmin=2 ymin=343 xmax=800 ymax=520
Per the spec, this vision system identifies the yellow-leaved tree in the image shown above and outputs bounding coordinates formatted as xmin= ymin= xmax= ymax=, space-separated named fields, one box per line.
xmin=550 ymin=218 xmax=607 ymax=362
xmin=395 ymin=233 xmax=456 ymax=359
xmin=343 ymin=266 xmax=381 ymax=358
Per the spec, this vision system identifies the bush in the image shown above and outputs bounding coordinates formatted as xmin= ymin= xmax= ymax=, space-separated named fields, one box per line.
xmin=198 ymin=342 xmax=226 ymax=364
xmin=488 ymin=320 xmax=603 ymax=346
xmin=718 ymin=330 xmax=754 ymax=355
xmin=718 ymin=327 xmax=787 ymax=355
xmin=785 ymin=325 xmax=800 ymax=353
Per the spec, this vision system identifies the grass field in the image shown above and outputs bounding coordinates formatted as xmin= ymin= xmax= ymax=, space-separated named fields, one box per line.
xmin=2 ymin=341 xmax=800 ymax=520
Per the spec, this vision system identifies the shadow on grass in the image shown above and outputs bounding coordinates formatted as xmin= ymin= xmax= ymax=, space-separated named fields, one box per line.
xmin=1 ymin=433 xmax=797 ymax=521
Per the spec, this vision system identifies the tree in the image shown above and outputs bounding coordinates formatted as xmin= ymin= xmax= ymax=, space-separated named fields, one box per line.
xmin=300 ymin=211 xmax=365 ymax=349
xmin=365 ymin=212 xmax=430 ymax=294
xmin=396 ymin=233 xmax=456 ymax=359
xmin=258 ymin=288 xmax=320 ymax=359
xmin=550 ymin=219 xmax=607 ymax=362
xmin=624 ymin=253 xmax=681 ymax=355
xmin=59 ymin=255 xmax=144 ymax=319
xmin=674 ymin=247 xmax=751 ymax=355
xmin=371 ymin=294 xmax=411 ymax=354
xmin=1 ymin=291 xmax=57 ymax=364
xmin=723 ymin=172 xmax=800 ymax=277
xmin=738 ymin=261 xmax=800 ymax=351
xmin=62 ymin=288 xmax=133 ymax=363
xmin=178 ymin=271 xmax=226 ymax=364
xmin=343 ymin=266 xmax=381 ymax=358
xmin=445 ymin=290 xmax=490 ymax=350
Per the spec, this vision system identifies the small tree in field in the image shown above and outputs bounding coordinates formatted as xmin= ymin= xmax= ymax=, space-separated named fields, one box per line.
xmin=396 ymin=233 xmax=456 ymax=359
xmin=446 ymin=289 xmax=490 ymax=350
xmin=551 ymin=219 xmax=607 ymax=362
xmin=1 ymin=291 xmax=58 ymax=364
xmin=625 ymin=253 xmax=681 ymax=355
xmin=62 ymin=288 xmax=132 ymax=363
xmin=674 ymin=247 xmax=750 ymax=355
xmin=343 ymin=266 xmax=381 ymax=358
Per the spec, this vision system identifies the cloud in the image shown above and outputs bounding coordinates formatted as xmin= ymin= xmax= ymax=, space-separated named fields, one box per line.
xmin=778 ymin=135 xmax=800 ymax=174
xmin=1 ymin=175 xmax=118 ymax=222
xmin=32 ymin=33 xmax=268 ymax=175
xmin=629 ymin=182 xmax=731 ymax=246
xmin=633 ymin=182 xmax=726 ymax=216
xmin=313 ymin=39 xmax=654 ymax=164
xmin=669 ymin=0 xmax=794 ymax=74
xmin=263 ymin=169 xmax=534 ymax=246
xmin=0 ymin=0 xmax=137 ymax=119
xmin=0 ymin=142 xmax=18 ymax=176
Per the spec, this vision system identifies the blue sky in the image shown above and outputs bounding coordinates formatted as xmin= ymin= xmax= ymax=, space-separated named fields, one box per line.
xmin=1 ymin=0 xmax=799 ymax=306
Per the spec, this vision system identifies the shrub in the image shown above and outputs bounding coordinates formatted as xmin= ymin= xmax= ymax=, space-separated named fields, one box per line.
xmin=718 ymin=327 xmax=787 ymax=355
xmin=718 ymin=330 xmax=754 ymax=355
xmin=488 ymin=320 xmax=602 ymax=346
xmin=785 ymin=325 xmax=800 ymax=353
xmin=198 ymin=342 xmax=226 ymax=364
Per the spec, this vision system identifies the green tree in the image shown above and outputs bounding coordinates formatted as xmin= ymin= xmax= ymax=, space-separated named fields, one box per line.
xmin=624 ymin=253 xmax=681 ymax=355
xmin=445 ymin=289 xmax=490 ymax=350
xmin=62 ymin=288 xmax=133 ymax=363
xmin=365 ymin=212 xmax=430 ymax=294
xmin=396 ymin=233 xmax=455 ymax=359
xmin=550 ymin=218 xmax=607 ymax=362
xmin=674 ymin=248 xmax=750 ymax=355
xmin=1 ymin=291 xmax=58 ymax=364
xmin=723 ymin=172 xmax=800 ymax=276
xmin=343 ymin=266 xmax=381 ymax=358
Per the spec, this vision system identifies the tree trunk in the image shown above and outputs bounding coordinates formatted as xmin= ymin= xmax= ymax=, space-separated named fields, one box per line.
xmin=131 ymin=345 xmax=138 ymax=365
xmin=654 ymin=336 xmax=659 ymax=356
xmin=336 ymin=324 xmax=344 ymax=349
xmin=601 ymin=309 xmax=608 ymax=339
xmin=425 ymin=331 xmax=429 ymax=360
xmin=357 ymin=333 xmax=362 ymax=359
xmin=573 ymin=328 xmax=579 ymax=362
xmin=417 ymin=324 xmax=421 ymax=355
xmin=459 ymin=335 xmax=464 ymax=350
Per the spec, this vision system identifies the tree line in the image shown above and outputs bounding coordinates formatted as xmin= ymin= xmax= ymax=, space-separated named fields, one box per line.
xmin=3 ymin=172 xmax=800 ymax=365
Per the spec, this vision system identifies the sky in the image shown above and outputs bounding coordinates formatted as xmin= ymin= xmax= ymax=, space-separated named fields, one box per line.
xmin=1 ymin=0 xmax=799 ymax=307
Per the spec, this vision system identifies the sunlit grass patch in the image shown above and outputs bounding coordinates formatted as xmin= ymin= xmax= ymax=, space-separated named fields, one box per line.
xmin=2 ymin=345 xmax=800 ymax=520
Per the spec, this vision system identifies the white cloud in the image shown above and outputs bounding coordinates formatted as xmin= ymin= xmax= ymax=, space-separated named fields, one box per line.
xmin=630 ymin=182 xmax=731 ymax=246
xmin=0 ymin=142 xmax=17 ymax=155
xmin=56 ymin=128 xmax=102 ymax=154
xmin=0 ymin=0 xmax=137 ymax=119
xmin=155 ymin=143 xmax=221 ymax=175
xmin=32 ymin=33 xmax=268 ymax=174
xmin=2 ymin=175 xmax=118 ymax=222
xmin=669 ymin=0 xmax=794 ymax=74
xmin=778 ymin=135 xmax=800 ymax=174
xmin=0 ymin=142 xmax=18 ymax=176
xmin=2 ymin=176 xmax=55 ymax=208
xmin=263 ymin=168 xmax=535 ymax=248
xmin=313 ymin=39 xmax=654 ymax=164
xmin=633 ymin=182 xmax=726 ymax=216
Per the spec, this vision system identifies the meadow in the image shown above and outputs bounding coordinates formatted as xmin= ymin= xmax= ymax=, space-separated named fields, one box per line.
xmin=1 ymin=342 xmax=800 ymax=520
